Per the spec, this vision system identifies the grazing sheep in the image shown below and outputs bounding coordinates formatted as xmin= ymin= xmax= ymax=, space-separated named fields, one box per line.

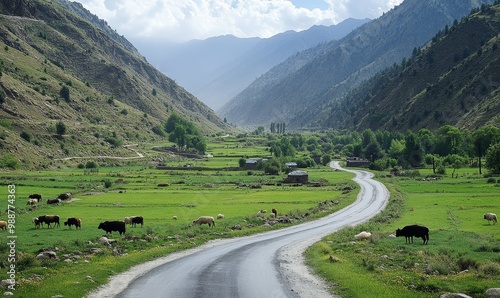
xmin=26 ymin=198 xmax=38 ymax=205
xmin=269 ymin=213 xmax=276 ymax=219
xmin=0 ymin=220 xmax=6 ymax=231
xmin=192 ymin=216 xmax=215 ymax=228
xmin=33 ymin=217 xmax=41 ymax=229
xmin=256 ymin=209 xmax=267 ymax=216
xmin=124 ymin=217 xmax=133 ymax=225
xmin=172 ymin=216 xmax=178 ymax=220
xmin=484 ymin=213 xmax=498 ymax=225
xmin=354 ymin=231 xmax=372 ymax=240
xmin=217 ymin=214 xmax=225 ymax=219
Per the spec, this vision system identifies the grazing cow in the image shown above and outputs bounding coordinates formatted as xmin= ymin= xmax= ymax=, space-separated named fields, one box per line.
xmin=0 ymin=220 xmax=6 ymax=231
xmin=26 ymin=198 xmax=38 ymax=205
xmin=29 ymin=194 xmax=43 ymax=202
xmin=58 ymin=193 xmax=72 ymax=201
xmin=37 ymin=215 xmax=60 ymax=228
xmin=484 ymin=213 xmax=498 ymax=225
xmin=396 ymin=225 xmax=429 ymax=244
xmin=192 ymin=216 xmax=215 ymax=228
xmin=64 ymin=217 xmax=82 ymax=229
xmin=98 ymin=221 xmax=126 ymax=235
xmin=131 ymin=216 xmax=144 ymax=228
xmin=47 ymin=198 xmax=61 ymax=205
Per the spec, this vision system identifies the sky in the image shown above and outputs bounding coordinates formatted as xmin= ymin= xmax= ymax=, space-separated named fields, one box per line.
xmin=76 ymin=0 xmax=404 ymax=43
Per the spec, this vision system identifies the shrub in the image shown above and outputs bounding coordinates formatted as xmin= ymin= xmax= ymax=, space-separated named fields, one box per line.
xmin=104 ymin=179 xmax=113 ymax=188
xmin=0 ymin=153 xmax=20 ymax=169
xmin=0 ymin=89 xmax=6 ymax=104
xmin=20 ymin=131 xmax=31 ymax=142
xmin=86 ymin=161 xmax=98 ymax=169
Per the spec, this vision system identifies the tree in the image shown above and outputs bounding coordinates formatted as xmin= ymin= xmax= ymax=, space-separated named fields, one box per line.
xmin=60 ymin=85 xmax=70 ymax=102
xmin=473 ymin=125 xmax=500 ymax=174
xmin=165 ymin=113 xmax=206 ymax=153
xmin=485 ymin=142 xmax=500 ymax=174
xmin=404 ymin=131 xmax=424 ymax=167
xmin=364 ymin=141 xmax=383 ymax=162
xmin=321 ymin=154 xmax=331 ymax=166
xmin=56 ymin=121 xmax=66 ymax=136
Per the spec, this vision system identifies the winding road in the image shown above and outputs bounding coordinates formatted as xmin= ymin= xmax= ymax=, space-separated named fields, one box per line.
xmin=88 ymin=161 xmax=389 ymax=298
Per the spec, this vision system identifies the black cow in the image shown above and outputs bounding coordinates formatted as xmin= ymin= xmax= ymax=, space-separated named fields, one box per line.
xmin=396 ymin=225 xmax=429 ymax=244
xmin=38 ymin=215 xmax=60 ymax=228
xmin=47 ymin=198 xmax=61 ymax=205
xmin=29 ymin=194 xmax=43 ymax=202
xmin=98 ymin=221 xmax=126 ymax=235
xmin=131 ymin=216 xmax=144 ymax=228
xmin=58 ymin=193 xmax=72 ymax=200
xmin=64 ymin=217 xmax=81 ymax=229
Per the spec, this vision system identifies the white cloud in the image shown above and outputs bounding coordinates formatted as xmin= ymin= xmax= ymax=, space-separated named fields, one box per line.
xmin=76 ymin=0 xmax=404 ymax=43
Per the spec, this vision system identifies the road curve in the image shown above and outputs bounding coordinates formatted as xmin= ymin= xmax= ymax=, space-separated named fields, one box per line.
xmin=88 ymin=161 xmax=389 ymax=298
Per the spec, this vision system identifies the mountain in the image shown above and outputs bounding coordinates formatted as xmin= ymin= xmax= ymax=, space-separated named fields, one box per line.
xmin=220 ymin=0 xmax=495 ymax=130
xmin=0 ymin=0 xmax=232 ymax=168
xmin=319 ymin=3 xmax=500 ymax=131
xmin=135 ymin=18 xmax=369 ymax=110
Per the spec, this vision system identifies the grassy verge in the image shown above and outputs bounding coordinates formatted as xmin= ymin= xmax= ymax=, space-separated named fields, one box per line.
xmin=305 ymin=168 xmax=500 ymax=297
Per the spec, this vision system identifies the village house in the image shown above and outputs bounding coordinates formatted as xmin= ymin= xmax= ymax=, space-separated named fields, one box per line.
xmin=346 ymin=157 xmax=370 ymax=167
xmin=284 ymin=170 xmax=309 ymax=184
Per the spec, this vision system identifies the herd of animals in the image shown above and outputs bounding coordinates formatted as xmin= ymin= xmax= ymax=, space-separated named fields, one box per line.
xmin=0 ymin=193 xmax=497 ymax=246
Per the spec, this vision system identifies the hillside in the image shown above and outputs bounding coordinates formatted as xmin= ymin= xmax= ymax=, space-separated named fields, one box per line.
xmin=136 ymin=18 xmax=369 ymax=110
xmin=319 ymin=3 xmax=500 ymax=131
xmin=220 ymin=0 xmax=495 ymax=130
xmin=0 ymin=0 xmax=232 ymax=168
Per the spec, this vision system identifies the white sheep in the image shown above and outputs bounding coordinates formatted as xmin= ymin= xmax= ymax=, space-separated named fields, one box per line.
xmin=268 ymin=213 xmax=276 ymax=219
xmin=192 ymin=216 xmax=215 ymax=228
xmin=484 ymin=213 xmax=498 ymax=225
xmin=256 ymin=209 xmax=267 ymax=216
xmin=172 ymin=216 xmax=178 ymax=220
xmin=217 ymin=214 xmax=225 ymax=219
xmin=354 ymin=231 xmax=372 ymax=240
xmin=124 ymin=217 xmax=132 ymax=225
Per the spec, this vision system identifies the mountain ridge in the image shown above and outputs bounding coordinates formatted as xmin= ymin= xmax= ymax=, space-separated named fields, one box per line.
xmin=0 ymin=0 xmax=232 ymax=168
xmin=220 ymin=0 xmax=495 ymax=130
xmin=136 ymin=18 xmax=369 ymax=110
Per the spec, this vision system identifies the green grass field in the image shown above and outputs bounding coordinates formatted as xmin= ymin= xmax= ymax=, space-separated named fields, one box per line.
xmin=306 ymin=168 xmax=500 ymax=298
xmin=0 ymin=158 xmax=358 ymax=297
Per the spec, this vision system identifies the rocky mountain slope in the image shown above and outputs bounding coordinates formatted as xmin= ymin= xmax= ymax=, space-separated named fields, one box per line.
xmin=319 ymin=3 xmax=500 ymax=132
xmin=0 ymin=0 xmax=232 ymax=168
xmin=220 ymin=0 xmax=495 ymax=130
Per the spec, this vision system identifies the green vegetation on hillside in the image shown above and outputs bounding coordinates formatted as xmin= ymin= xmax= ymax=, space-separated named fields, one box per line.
xmin=322 ymin=2 xmax=500 ymax=132
xmin=0 ymin=0 xmax=233 ymax=168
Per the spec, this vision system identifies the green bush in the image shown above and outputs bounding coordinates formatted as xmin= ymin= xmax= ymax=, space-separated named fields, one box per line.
xmin=0 ymin=153 xmax=20 ymax=169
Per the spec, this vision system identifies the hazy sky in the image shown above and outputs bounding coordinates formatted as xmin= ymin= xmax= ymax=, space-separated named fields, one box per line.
xmin=76 ymin=0 xmax=404 ymax=43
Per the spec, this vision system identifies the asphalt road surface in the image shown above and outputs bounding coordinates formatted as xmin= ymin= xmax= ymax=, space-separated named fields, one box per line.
xmin=94 ymin=161 xmax=389 ymax=298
